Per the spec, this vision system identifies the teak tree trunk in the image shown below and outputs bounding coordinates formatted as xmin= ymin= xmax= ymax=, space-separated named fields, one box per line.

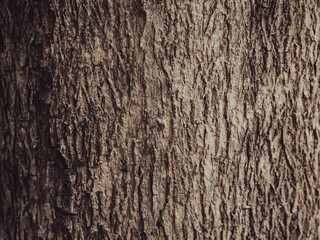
xmin=1 ymin=0 xmax=319 ymax=239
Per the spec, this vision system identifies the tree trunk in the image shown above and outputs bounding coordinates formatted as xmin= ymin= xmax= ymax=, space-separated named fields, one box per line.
xmin=1 ymin=0 xmax=319 ymax=239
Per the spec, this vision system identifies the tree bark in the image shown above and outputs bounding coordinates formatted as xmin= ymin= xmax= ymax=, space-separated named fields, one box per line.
xmin=1 ymin=0 xmax=319 ymax=239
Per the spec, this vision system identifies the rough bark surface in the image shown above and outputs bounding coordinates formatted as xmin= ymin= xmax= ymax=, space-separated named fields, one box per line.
xmin=1 ymin=0 xmax=319 ymax=239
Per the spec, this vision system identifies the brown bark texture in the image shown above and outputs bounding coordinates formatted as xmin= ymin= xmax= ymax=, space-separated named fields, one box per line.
xmin=1 ymin=0 xmax=320 ymax=239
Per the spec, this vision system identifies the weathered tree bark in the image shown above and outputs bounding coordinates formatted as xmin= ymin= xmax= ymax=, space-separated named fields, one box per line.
xmin=1 ymin=0 xmax=319 ymax=239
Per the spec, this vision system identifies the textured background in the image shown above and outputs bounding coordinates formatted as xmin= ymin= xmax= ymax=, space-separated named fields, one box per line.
xmin=1 ymin=0 xmax=319 ymax=239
